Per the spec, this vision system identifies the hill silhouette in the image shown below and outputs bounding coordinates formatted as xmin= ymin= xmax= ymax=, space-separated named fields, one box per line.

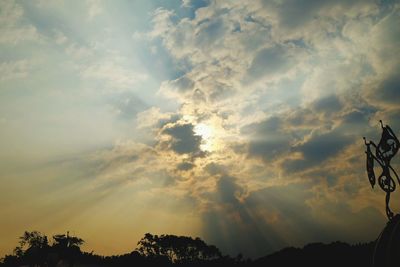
xmin=0 ymin=231 xmax=376 ymax=267
xmin=253 ymin=241 xmax=375 ymax=267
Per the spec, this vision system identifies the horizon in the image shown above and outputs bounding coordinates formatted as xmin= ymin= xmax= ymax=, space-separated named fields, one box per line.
xmin=1 ymin=0 xmax=400 ymax=259
xmin=0 ymin=230 xmax=377 ymax=260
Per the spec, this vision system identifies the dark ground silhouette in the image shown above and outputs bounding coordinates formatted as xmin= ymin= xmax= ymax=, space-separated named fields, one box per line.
xmin=0 ymin=231 xmax=376 ymax=267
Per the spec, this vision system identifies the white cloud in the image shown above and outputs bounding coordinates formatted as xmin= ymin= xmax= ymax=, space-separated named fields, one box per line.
xmin=80 ymin=59 xmax=148 ymax=91
xmin=0 ymin=0 xmax=41 ymax=44
xmin=87 ymin=0 xmax=103 ymax=20
xmin=136 ymin=107 xmax=173 ymax=129
xmin=54 ymin=30 xmax=68 ymax=45
xmin=65 ymin=43 xmax=94 ymax=59
xmin=0 ymin=60 xmax=31 ymax=81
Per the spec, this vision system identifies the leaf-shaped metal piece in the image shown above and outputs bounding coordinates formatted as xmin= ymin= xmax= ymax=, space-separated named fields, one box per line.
xmin=366 ymin=144 xmax=376 ymax=188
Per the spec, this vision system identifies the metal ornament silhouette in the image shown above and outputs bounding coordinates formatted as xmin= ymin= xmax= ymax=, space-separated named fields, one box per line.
xmin=364 ymin=121 xmax=400 ymax=220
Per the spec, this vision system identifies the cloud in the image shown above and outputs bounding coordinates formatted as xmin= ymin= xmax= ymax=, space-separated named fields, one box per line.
xmin=311 ymin=94 xmax=343 ymax=116
xmin=87 ymin=0 xmax=103 ymax=20
xmin=204 ymin=162 xmax=228 ymax=176
xmin=283 ymin=129 xmax=354 ymax=173
xmin=80 ymin=59 xmax=148 ymax=90
xmin=202 ymin=178 xmax=384 ymax=257
xmin=216 ymin=175 xmax=248 ymax=206
xmin=108 ymin=92 xmax=148 ymax=119
xmin=0 ymin=0 xmax=41 ymax=44
xmin=161 ymin=122 xmax=204 ymax=156
xmin=304 ymin=131 xmax=351 ymax=158
xmin=369 ymin=71 xmax=400 ymax=107
xmin=86 ymin=140 xmax=176 ymax=194
xmin=258 ymin=0 xmax=378 ymax=41
xmin=181 ymin=0 xmax=209 ymax=9
xmin=136 ymin=107 xmax=176 ymax=129
xmin=158 ymin=75 xmax=195 ymax=100
xmin=176 ymin=162 xmax=195 ymax=171
xmin=0 ymin=60 xmax=30 ymax=81
xmin=378 ymin=73 xmax=400 ymax=103
xmin=368 ymin=9 xmax=400 ymax=74
xmin=242 ymin=116 xmax=292 ymax=161
xmin=247 ymin=45 xmax=293 ymax=80
xmin=195 ymin=17 xmax=227 ymax=47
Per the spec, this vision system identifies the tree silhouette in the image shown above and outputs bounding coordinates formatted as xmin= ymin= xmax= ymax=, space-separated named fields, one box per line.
xmin=136 ymin=233 xmax=222 ymax=263
xmin=3 ymin=231 xmax=85 ymax=267
xmin=0 ymin=231 xmax=376 ymax=267
xmin=52 ymin=231 xmax=84 ymax=249
xmin=51 ymin=231 xmax=84 ymax=267
xmin=13 ymin=231 xmax=49 ymax=267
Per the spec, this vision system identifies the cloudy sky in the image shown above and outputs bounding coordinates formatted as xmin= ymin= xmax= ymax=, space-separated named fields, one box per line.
xmin=1 ymin=0 xmax=400 ymax=258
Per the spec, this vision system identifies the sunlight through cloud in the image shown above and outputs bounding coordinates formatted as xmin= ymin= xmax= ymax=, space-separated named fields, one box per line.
xmin=194 ymin=123 xmax=215 ymax=152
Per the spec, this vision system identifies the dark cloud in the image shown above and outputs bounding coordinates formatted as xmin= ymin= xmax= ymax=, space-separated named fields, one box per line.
xmin=202 ymin=178 xmax=384 ymax=258
xmin=203 ymin=178 xmax=318 ymax=257
xmin=217 ymin=175 xmax=246 ymax=207
xmin=202 ymin=175 xmax=280 ymax=257
xmin=204 ymin=162 xmax=228 ymax=176
xmin=283 ymin=159 xmax=312 ymax=174
xmin=184 ymin=0 xmax=210 ymax=7
xmin=196 ymin=17 xmax=227 ymax=46
xmin=157 ymin=114 xmax=181 ymax=129
xmin=203 ymin=179 xmax=324 ymax=257
xmin=312 ymin=95 xmax=343 ymax=116
xmin=247 ymin=46 xmax=291 ymax=79
xmin=283 ymin=130 xmax=354 ymax=173
xmin=286 ymin=107 xmax=315 ymax=127
xmin=264 ymin=0 xmax=376 ymax=29
xmin=338 ymin=107 xmax=376 ymax=134
xmin=170 ymin=75 xmax=195 ymax=93
xmin=182 ymin=0 xmax=210 ymax=14
xmin=162 ymin=123 xmax=204 ymax=156
xmin=342 ymin=110 xmax=368 ymax=125
xmin=192 ymin=88 xmax=206 ymax=103
xmin=176 ymin=161 xmax=195 ymax=171
xmin=326 ymin=174 xmax=337 ymax=187
xmin=373 ymin=72 xmax=400 ymax=105
xmin=208 ymin=84 xmax=235 ymax=103
xmin=242 ymin=116 xmax=291 ymax=161
xmin=242 ymin=116 xmax=281 ymax=136
xmin=275 ymin=0 xmax=333 ymax=28
xmin=248 ymin=139 xmax=290 ymax=161
xmin=383 ymin=110 xmax=400 ymax=133
xmin=296 ymin=130 xmax=353 ymax=163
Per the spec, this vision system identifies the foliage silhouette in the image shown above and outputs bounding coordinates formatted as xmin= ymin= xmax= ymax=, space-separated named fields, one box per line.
xmin=136 ymin=233 xmax=222 ymax=263
xmin=13 ymin=231 xmax=49 ymax=267
xmin=0 ymin=231 xmax=377 ymax=267
xmin=1 ymin=231 xmax=85 ymax=267
xmin=51 ymin=231 xmax=84 ymax=267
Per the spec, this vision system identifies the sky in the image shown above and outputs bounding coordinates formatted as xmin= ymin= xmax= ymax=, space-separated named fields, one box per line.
xmin=0 ymin=0 xmax=400 ymax=259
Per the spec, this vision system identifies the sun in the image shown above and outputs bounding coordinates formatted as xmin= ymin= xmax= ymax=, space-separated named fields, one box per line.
xmin=194 ymin=123 xmax=213 ymax=139
xmin=194 ymin=123 xmax=215 ymax=152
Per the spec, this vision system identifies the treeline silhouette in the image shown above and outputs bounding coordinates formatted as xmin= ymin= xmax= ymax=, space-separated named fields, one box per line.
xmin=0 ymin=231 xmax=375 ymax=267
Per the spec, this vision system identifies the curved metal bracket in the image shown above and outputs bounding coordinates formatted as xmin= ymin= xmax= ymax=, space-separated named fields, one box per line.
xmin=364 ymin=121 xmax=399 ymax=220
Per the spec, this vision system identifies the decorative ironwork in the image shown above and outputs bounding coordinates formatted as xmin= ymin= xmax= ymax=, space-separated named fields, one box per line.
xmin=364 ymin=120 xmax=400 ymax=220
